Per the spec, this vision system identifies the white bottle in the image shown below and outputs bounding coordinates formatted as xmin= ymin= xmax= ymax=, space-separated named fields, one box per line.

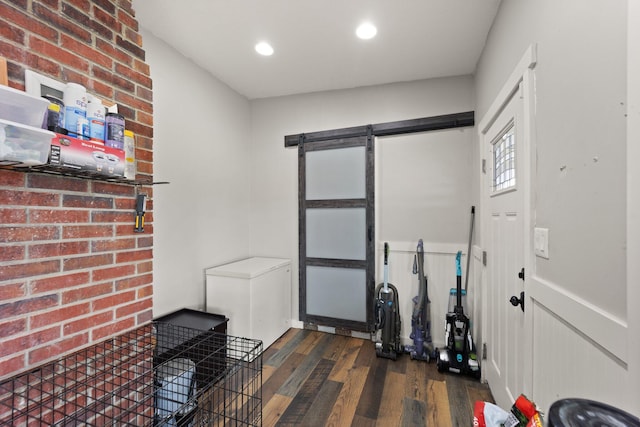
xmin=63 ymin=83 xmax=86 ymax=138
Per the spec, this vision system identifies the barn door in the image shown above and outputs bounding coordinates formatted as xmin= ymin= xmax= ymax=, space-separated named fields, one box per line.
xmin=298 ymin=133 xmax=374 ymax=332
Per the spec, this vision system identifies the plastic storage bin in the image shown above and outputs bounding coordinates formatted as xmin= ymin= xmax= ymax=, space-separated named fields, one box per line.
xmin=155 ymin=358 xmax=197 ymax=427
xmin=0 ymin=84 xmax=49 ymax=128
xmin=0 ymin=118 xmax=53 ymax=166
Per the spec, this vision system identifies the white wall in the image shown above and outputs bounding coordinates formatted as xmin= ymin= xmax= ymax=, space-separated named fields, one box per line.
xmin=475 ymin=0 xmax=637 ymax=416
xmin=142 ymin=31 xmax=253 ymax=317
xmin=249 ymin=76 xmax=475 ymax=328
xmin=627 ymin=0 xmax=640 ymax=416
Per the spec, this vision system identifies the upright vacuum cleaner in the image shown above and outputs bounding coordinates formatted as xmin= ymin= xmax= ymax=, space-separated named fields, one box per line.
xmin=405 ymin=239 xmax=436 ymax=361
xmin=374 ymin=242 xmax=401 ymax=360
xmin=437 ymin=207 xmax=481 ymax=378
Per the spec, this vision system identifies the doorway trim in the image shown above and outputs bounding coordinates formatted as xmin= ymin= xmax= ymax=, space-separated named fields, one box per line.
xmin=478 ymin=43 xmax=537 ymax=394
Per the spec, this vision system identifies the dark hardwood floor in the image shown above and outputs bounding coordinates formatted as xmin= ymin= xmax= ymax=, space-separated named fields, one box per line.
xmin=260 ymin=328 xmax=494 ymax=426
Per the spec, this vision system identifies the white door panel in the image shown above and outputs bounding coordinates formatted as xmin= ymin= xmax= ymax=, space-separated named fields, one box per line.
xmin=484 ymin=85 xmax=527 ymax=408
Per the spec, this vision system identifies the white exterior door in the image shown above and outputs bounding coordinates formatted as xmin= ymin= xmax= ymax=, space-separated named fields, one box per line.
xmin=483 ymin=84 xmax=528 ymax=408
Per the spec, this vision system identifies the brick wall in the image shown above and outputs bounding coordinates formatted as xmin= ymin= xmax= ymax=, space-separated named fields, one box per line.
xmin=0 ymin=0 xmax=154 ymax=380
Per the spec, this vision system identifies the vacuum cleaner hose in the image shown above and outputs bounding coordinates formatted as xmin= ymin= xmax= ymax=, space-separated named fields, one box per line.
xmin=412 ymin=240 xmax=426 ymax=319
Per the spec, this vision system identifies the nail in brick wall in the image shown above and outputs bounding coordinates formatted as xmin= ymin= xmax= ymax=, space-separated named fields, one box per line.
xmin=0 ymin=0 xmax=154 ymax=380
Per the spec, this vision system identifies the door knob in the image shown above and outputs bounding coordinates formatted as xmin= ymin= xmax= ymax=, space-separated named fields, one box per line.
xmin=510 ymin=291 xmax=525 ymax=312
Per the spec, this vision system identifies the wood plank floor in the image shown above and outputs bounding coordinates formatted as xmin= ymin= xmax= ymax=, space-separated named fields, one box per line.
xmin=260 ymin=328 xmax=494 ymax=427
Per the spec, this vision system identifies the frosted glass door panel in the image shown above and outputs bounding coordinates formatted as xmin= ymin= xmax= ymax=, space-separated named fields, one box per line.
xmin=306 ymin=208 xmax=366 ymax=260
xmin=306 ymin=147 xmax=366 ymax=200
xmin=306 ymin=266 xmax=366 ymax=322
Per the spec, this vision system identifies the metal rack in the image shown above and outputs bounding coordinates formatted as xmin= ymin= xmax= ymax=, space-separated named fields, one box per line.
xmin=0 ymin=323 xmax=263 ymax=426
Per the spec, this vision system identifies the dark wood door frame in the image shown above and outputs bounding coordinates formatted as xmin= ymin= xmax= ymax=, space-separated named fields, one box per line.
xmin=292 ymin=111 xmax=475 ymax=332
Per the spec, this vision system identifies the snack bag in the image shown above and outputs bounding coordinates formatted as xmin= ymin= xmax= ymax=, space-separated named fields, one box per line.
xmin=503 ymin=394 xmax=542 ymax=427
xmin=473 ymin=400 xmax=509 ymax=427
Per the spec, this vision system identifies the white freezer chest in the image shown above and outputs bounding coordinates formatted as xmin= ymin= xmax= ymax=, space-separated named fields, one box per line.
xmin=205 ymin=257 xmax=291 ymax=349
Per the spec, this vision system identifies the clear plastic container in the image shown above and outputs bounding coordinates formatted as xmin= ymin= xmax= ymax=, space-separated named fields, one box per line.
xmin=0 ymin=85 xmax=49 ymax=128
xmin=0 ymin=118 xmax=54 ymax=166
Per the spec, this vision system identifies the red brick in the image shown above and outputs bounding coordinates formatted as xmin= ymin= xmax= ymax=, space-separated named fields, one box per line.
xmin=92 ymin=290 xmax=135 ymax=311
xmin=92 ymin=65 xmax=135 ymax=93
xmin=136 ymin=309 xmax=153 ymax=324
xmin=32 ymin=3 xmax=92 ymax=43
xmin=0 ymin=355 xmax=25 ymax=379
xmin=115 ymin=62 xmax=151 ymax=88
xmin=136 ymin=261 xmax=152 ymax=274
xmin=91 ymin=181 xmax=135 ymax=196
xmin=92 ymin=210 xmax=133 ymax=224
xmin=92 ymin=264 xmax=135 ymax=282
xmin=60 ymin=33 xmax=112 ymax=70
xmin=61 ymin=67 xmax=89 ymax=87
xmin=28 ymin=240 xmax=89 ymax=259
xmin=0 ymin=326 xmax=60 ymax=358
xmin=116 ymin=249 xmax=152 ymax=263
xmin=95 ymin=38 xmax=131 ymax=65
xmin=29 ymin=209 xmax=90 ymax=223
xmin=113 ymin=90 xmax=151 ymax=114
xmin=31 ymin=272 xmax=90 ymax=294
xmin=137 ymin=236 xmax=153 ymax=248
xmin=62 ymin=282 xmax=112 ymax=304
xmin=29 ymin=35 xmax=89 ymax=73
xmin=134 ymin=158 xmax=153 ymax=173
xmin=115 ymin=273 xmax=152 ymax=291
xmin=0 ymin=189 xmax=60 ymax=207
xmin=136 ymin=110 xmax=153 ymax=127
xmin=63 ymin=311 xmax=113 ymax=335
xmin=136 ymin=85 xmax=152 ymax=102
xmin=0 ymin=245 xmax=25 ymax=262
xmin=137 ymin=285 xmax=152 ymax=299
xmin=91 ymin=238 xmax=136 ymax=253
xmin=63 ymin=253 xmax=112 ymax=271
xmin=115 ymin=35 xmax=144 ymax=60
xmin=62 ymin=224 xmax=113 ymax=239
xmin=91 ymin=79 xmax=114 ymax=99
xmin=116 ymin=298 xmax=150 ymax=318
xmin=0 ymin=169 xmax=26 ymax=186
xmin=117 ymin=7 xmax=137 ymax=31
xmin=27 ymin=174 xmax=88 ymax=192
xmin=93 ymin=6 xmax=119 ymax=30
xmin=66 ymin=0 xmax=90 ymax=12
xmin=135 ymin=145 xmax=153 ymax=161
xmin=91 ymin=0 xmax=114 ymax=14
xmin=91 ymin=317 xmax=135 ymax=341
xmin=0 ymin=226 xmax=59 ymax=243
xmin=29 ymin=333 xmax=89 ymax=365
xmin=114 ymin=197 xmax=135 ymax=210
xmin=0 ymin=3 xmax=58 ymax=41
xmin=31 ymin=303 xmax=91 ymax=329
xmin=0 ymin=282 xmax=26 ymax=300
xmin=0 ymin=208 xmax=27 ymax=223
xmin=0 ymin=260 xmax=60 ymax=282
xmin=0 ymin=294 xmax=58 ymax=319
xmin=63 ymin=194 xmax=113 ymax=209
xmin=0 ymin=19 xmax=25 ymax=44
xmin=0 ymin=318 xmax=26 ymax=337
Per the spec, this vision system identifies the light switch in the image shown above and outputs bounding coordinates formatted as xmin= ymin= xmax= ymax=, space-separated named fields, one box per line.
xmin=534 ymin=227 xmax=549 ymax=259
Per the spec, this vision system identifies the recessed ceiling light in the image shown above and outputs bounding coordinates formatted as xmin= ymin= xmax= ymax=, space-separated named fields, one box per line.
xmin=356 ymin=22 xmax=377 ymax=40
xmin=255 ymin=41 xmax=274 ymax=56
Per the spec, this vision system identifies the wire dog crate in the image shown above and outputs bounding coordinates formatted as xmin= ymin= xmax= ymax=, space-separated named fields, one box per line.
xmin=0 ymin=322 xmax=263 ymax=426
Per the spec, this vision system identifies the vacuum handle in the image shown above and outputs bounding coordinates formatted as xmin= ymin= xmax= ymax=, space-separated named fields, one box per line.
xmin=384 ymin=242 xmax=389 ymax=265
xmin=455 ymin=251 xmax=462 ymax=277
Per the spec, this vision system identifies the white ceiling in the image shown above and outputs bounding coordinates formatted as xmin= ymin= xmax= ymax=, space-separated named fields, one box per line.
xmin=133 ymin=0 xmax=501 ymax=100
